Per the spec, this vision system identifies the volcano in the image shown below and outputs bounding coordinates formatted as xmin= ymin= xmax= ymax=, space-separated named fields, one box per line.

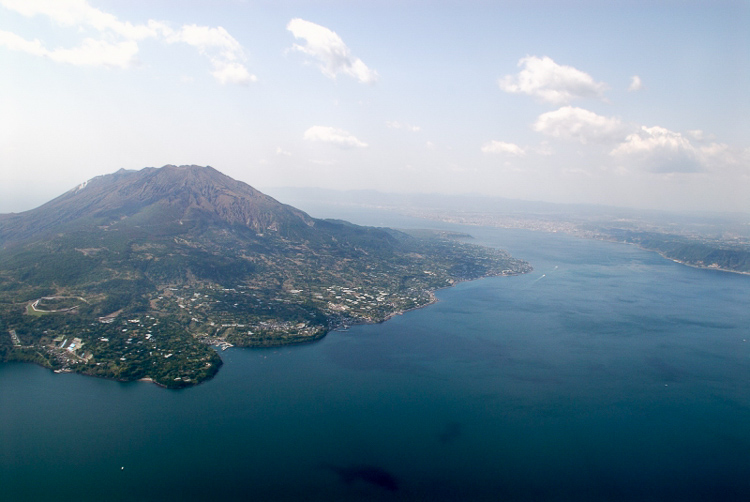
xmin=0 ymin=165 xmax=530 ymax=387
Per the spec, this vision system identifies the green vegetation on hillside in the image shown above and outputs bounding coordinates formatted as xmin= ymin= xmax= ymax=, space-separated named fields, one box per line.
xmin=0 ymin=232 xmax=529 ymax=387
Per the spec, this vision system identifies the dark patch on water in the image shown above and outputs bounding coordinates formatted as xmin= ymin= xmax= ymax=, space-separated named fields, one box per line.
xmin=646 ymin=355 xmax=692 ymax=382
xmin=437 ymin=421 xmax=461 ymax=444
xmin=325 ymin=464 xmax=400 ymax=492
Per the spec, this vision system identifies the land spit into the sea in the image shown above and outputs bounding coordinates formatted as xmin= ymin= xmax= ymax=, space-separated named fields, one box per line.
xmin=6 ymin=266 xmax=529 ymax=390
xmin=200 ymin=265 xmax=528 ymax=344
xmin=329 ymin=269 xmax=519 ymax=330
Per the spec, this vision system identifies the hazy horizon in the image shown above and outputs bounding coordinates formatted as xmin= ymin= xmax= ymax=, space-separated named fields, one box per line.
xmin=2 ymin=1 xmax=748 ymax=214
xmin=4 ymin=165 xmax=749 ymax=222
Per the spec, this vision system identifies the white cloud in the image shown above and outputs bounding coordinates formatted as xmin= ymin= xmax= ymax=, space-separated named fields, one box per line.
xmin=386 ymin=121 xmax=420 ymax=132
xmin=611 ymin=125 xmax=736 ymax=173
xmin=0 ymin=29 xmax=48 ymax=57
xmin=628 ymin=75 xmax=642 ymax=92
xmin=532 ymin=107 xmax=742 ymax=174
xmin=50 ymin=38 xmax=138 ymax=68
xmin=276 ymin=147 xmax=292 ymax=156
xmin=0 ymin=0 xmax=255 ymax=83
xmin=0 ymin=0 xmax=165 ymax=39
xmin=166 ymin=25 xmax=240 ymax=56
xmin=0 ymin=28 xmax=139 ymax=68
xmin=481 ymin=140 xmax=525 ymax=156
xmin=165 ymin=24 xmax=255 ymax=85
xmin=211 ymin=61 xmax=256 ymax=85
xmin=304 ymin=126 xmax=368 ymax=149
xmin=686 ymin=129 xmax=717 ymax=142
xmin=287 ymin=18 xmax=378 ymax=84
xmin=533 ymin=106 xmax=625 ymax=144
xmin=499 ymin=56 xmax=608 ymax=104
xmin=612 ymin=126 xmax=692 ymax=155
xmin=698 ymin=142 xmax=730 ymax=159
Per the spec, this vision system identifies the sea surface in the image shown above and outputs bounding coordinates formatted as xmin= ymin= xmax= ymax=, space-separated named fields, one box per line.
xmin=2 ymin=217 xmax=749 ymax=501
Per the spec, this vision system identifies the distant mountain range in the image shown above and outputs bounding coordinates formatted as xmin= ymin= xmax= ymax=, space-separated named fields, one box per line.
xmin=0 ymin=165 xmax=530 ymax=387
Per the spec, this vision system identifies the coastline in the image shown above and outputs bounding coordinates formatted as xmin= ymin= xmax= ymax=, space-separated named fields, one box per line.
xmin=657 ymin=253 xmax=750 ymax=276
xmin=8 ymin=268 xmax=530 ymax=390
xmin=342 ymin=268 xmax=530 ymax=329
xmin=434 ymin=217 xmax=750 ymax=277
xmin=602 ymin=238 xmax=750 ymax=276
xmin=380 ymin=291 xmax=439 ymax=323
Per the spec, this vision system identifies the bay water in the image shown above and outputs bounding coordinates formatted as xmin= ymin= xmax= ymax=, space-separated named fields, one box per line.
xmin=2 ymin=223 xmax=749 ymax=501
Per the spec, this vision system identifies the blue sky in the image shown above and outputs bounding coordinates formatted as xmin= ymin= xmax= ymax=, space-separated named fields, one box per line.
xmin=1 ymin=0 xmax=748 ymax=213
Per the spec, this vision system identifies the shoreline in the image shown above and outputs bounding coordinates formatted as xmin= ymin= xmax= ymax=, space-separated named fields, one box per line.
xmin=9 ymin=268 xmax=530 ymax=390
xmin=338 ymin=268 xmax=529 ymax=330
xmin=425 ymin=216 xmax=749 ymax=277
xmin=598 ymin=238 xmax=750 ymax=276
xmin=651 ymin=250 xmax=750 ymax=276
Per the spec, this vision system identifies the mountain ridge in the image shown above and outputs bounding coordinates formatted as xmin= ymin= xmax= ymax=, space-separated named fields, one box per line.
xmin=0 ymin=165 xmax=316 ymax=245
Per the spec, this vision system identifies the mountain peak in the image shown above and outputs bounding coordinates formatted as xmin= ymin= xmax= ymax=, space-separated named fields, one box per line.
xmin=0 ymin=165 xmax=313 ymax=245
